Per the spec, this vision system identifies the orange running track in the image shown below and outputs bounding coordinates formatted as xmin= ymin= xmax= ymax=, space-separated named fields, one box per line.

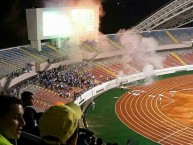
xmin=116 ymin=74 xmax=193 ymax=145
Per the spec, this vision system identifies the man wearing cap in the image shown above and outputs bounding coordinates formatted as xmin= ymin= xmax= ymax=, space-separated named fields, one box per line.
xmin=39 ymin=102 xmax=82 ymax=145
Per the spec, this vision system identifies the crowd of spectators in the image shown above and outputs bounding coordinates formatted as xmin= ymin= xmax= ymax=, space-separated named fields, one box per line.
xmin=10 ymin=63 xmax=33 ymax=79
xmin=9 ymin=62 xmax=98 ymax=102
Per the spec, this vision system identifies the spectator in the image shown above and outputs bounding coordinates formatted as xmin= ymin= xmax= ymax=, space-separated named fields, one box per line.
xmin=89 ymin=136 xmax=96 ymax=145
xmin=77 ymin=128 xmax=94 ymax=145
xmin=0 ymin=95 xmax=25 ymax=145
xmin=39 ymin=102 xmax=83 ymax=145
xmin=96 ymin=137 xmax=103 ymax=145
xmin=82 ymin=113 xmax=87 ymax=128
xmin=127 ymin=138 xmax=131 ymax=145
xmin=0 ymin=83 xmax=3 ymax=95
xmin=21 ymin=91 xmax=42 ymax=136
xmin=91 ymin=101 xmax=95 ymax=110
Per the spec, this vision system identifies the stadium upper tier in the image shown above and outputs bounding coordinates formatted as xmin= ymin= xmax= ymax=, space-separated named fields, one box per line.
xmin=0 ymin=27 xmax=193 ymax=79
xmin=141 ymin=27 xmax=193 ymax=45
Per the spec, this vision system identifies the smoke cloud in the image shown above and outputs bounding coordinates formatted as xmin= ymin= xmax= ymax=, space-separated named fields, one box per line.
xmin=42 ymin=0 xmax=164 ymax=80
xmin=109 ymin=28 xmax=165 ymax=84
xmin=42 ymin=0 xmax=104 ymax=17
xmin=119 ymin=29 xmax=164 ymax=71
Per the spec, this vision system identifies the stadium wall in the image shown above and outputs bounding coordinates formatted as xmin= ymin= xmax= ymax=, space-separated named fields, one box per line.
xmin=0 ymin=78 xmax=7 ymax=87
xmin=74 ymin=65 xmax=193 ymax=106
xmin=157 ymin=41 xmax=192 ymax=50
xmin=82 ymin=50 xmax=126 ymax=60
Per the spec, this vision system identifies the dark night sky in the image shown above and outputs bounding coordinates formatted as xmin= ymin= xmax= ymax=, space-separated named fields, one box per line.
xmin=0 ymin=0 xmax=172 ymax=49
xmin=100 ymin=0 xmax=172 ymax=33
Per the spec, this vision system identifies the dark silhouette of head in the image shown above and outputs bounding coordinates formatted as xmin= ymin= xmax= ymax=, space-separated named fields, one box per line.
xmin=21 ymin=91 xmax=34 ymax=107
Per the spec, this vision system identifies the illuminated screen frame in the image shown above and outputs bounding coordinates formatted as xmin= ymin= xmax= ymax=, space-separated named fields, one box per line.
xmin=26 ymin=6 xmax=99 ymax=40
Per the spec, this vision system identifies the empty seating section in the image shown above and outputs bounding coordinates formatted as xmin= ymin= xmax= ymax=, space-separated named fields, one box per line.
xmin=80 ymin=43 xmax=96 ymax=52
xmin=169 ymin=28 xmax=193 ymax=41
xmin=41 ymin=46 xmax=66 ymax=61
xmin=0 ymin=63 xmax=14 ymax=78
xmin=13 ymin=48 xmax=42 ymax=64
xmin=92 ymin=60 xmax=143 ymax=81
xmin=141 ymin=28 xmax=193 ymax=45
xmin=106 ymin=62 xmax=128 ymax=75
xmin=183 ymin=53 xmax=193 ymax=64
xmin=164 ymin=55 xmax=181 ymax=67
xmin=130 ymin=59 xmax=146 ymax=71
xmin=20 ymin=47 xmax=48 ymax=62
xmin=106 ymin=34 xmax=120 ymax=44
xmin=95 ymin=63 xmax=117 ymax=77
xmin=142 ymin=30 xmax=174 ymax=45
xmin=126 ymin=64 xmax=141 ymax=74
xmin=81 ymin=40 xmax=99 ymax=52
xmin=0 ymin=49 xmax=22 ymax=78
xmin=0 ymin=46 xmax=68 ymax=78
xmin=105 ymin=34 xmax=122 ymax=49
xmin=174 ymin=49 xmax=193 ymax=65
xmin=101 ymin=59 xmax=140 ymax=75
xmin=33 ymin=87 xmax=70 ymax=105
xmin=0 ymin=48 xmax=21 ymax=68
xmin=20 ymin=46 xmax=66 ymax=63
xmin=160 ymin=51 xmax=180 ymax=68
xmin=92 ymin=67 xmax=113 ymax=82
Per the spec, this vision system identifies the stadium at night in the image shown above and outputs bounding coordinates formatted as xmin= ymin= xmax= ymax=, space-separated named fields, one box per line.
xmin=1 ymin=0 xmax=193 ymax=144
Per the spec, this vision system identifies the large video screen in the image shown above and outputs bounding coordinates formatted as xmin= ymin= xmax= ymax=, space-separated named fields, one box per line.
xmin=26 ymin=7 xmax=99 ymax=40
xmin=42 ymin=8 xmax=95 ymax=37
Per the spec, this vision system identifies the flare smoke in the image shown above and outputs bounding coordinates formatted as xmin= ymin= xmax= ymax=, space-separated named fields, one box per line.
xmin=42 ymin=0 xmax=104 ymax=17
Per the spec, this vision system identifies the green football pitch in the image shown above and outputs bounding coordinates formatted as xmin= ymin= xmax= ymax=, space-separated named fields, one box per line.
xmin=85 ymin=70 xmax=193 ymax=145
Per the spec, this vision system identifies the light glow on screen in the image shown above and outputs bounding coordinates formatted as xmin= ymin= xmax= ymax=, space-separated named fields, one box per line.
xmin=43 ymin=11 xmax=72 ymax=37
xmin=42 ymin=8 xmax=96 ymax=37
xmin=71 ymin=9 xmax=95 ymax=32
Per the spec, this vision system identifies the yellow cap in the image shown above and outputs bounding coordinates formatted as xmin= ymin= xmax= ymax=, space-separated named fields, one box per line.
xmin=39 ymin=103 xmax=82 ymax=144
xmin=52 ymin=102 xmax=64 ymax=106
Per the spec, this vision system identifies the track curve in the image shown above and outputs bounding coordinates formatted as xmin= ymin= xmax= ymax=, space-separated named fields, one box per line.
xmin=116 ymin=74 xmax=193 ymax=145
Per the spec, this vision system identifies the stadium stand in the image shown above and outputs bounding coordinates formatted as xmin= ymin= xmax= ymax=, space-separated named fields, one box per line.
xmin=1 ymin=27 xmax=193 ymax=145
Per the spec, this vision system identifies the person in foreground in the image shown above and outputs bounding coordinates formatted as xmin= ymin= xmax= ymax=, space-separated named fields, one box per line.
xmin=39 ymin=102 xmax=83 ymax=145
xmin=0 ymin=95 xmax=25 ymax=145
xmin=21 ymin=91 xmax=42 ymax=136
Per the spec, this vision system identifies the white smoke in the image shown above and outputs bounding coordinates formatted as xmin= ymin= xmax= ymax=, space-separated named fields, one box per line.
xmin=42 ymin=0 xmax=73 ymax=7
xmin=143 ymin=64 xmax=154 ymax=77
xmin=119 ymin=29 xmax=164 ymax=70
xmin=42 ymin=0 xmax=104 ymax=17
xmin=143 ymin=64 xmax=155 ymax=85
xmin=116 ymin=29 xmax=165 ymax=84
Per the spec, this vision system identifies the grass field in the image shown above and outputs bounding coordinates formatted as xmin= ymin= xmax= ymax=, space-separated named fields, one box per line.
xmin=86 ymin=88 xmax=158 ymax=145
xmin=85 ymin=70 xmax=193 ymax=145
